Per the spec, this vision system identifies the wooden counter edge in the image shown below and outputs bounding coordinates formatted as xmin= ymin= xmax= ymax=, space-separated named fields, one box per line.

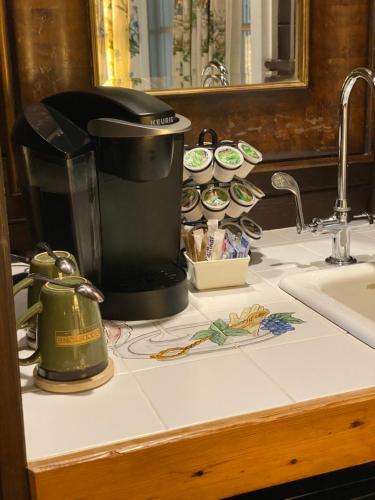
xmin=28 ymin=386 xmax=375 ymax=499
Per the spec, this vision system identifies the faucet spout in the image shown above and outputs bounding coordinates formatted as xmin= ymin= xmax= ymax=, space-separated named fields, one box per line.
xmin=336 ymin=67 xmax=375 ymax=215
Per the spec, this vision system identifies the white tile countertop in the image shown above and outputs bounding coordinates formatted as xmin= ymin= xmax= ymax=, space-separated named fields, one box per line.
xmin=16 ymin=226 xmax=375 ymax=462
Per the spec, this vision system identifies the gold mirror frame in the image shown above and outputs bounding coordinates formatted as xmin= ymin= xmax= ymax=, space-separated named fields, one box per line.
xmin=89 ymin=0 xmax=309 ymax=96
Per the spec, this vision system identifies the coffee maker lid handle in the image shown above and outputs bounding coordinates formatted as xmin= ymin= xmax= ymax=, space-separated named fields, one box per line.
xmin=87 ymin=114 xmax=191 ymax=138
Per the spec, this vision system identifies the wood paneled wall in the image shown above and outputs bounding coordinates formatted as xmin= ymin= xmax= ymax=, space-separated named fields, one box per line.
xmin=0 ymin=156 xmax=29 ymax=499
xmin=2 ymin=0 xmax=94 ymax=253
xmin=1 ymin=0 xmax=375 ymax=251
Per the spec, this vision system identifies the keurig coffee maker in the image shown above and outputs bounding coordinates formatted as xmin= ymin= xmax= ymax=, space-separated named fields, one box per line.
xmin=13 ymin=88 xmax=191 ymax=320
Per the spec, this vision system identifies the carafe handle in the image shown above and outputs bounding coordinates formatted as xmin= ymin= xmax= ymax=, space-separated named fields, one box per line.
xmin=14 ymin=277 xmax=42 ymax=365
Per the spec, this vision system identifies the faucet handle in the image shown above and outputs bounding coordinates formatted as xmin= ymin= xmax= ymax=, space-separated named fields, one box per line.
xmin=271 ymin=172 xmax=306 ymax=234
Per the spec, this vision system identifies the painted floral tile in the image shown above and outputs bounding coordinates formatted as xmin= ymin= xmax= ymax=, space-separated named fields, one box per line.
xmin=114 ymin=304 xmax=305 ymax=362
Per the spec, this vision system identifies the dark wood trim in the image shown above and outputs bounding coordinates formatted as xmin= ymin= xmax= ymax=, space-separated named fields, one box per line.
xmin=0 ymin=0 xmax=20 ymax=194
xmin=28 ymin=387 xmax=375 ymax=500
xmin=367 ymin=2 xmax=375 ymax=211
xmin=364 ymin=0 xmax=375 ymax=154
xmin=254 ymin=152 xmax=374 ymax=173
xmin=0 ymin=157 xmax=29 ymax=498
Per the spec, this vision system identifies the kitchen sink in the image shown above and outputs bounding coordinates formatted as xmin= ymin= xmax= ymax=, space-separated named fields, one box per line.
xmin=279 ymin=262 xmax=375 ymax=348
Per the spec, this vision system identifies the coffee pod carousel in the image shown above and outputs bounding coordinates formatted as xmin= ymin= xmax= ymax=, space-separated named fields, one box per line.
xmin=181 ymin=128 xmax=265 ymax=238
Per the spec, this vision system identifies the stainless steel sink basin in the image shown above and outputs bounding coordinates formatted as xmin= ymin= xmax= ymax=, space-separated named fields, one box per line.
xmin=280 ymin=262 xmax=375 ymax=347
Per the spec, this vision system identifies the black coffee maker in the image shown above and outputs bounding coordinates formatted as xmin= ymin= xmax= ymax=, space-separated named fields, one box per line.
xmin=13 ymin=87 xmax=191 ymax=320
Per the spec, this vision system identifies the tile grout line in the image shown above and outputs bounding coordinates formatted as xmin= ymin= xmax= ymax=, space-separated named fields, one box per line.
xmin=239 ymin=347 xmax=297 ymax=403
xmin=297 ymin=238 xmax=375 ymax=261
xmin=118 ymin=324 xmax=344 ymax=375
xmin=235 ymin=328 xmax=344 ymax=353
xmin=130 ymin=369 xmax=170 ymax=430
xmin=250 ymin=270 xmax=288 ymax=292
xmin=119 ymin=343 xmax=252 ymax=374
xmin=296 ymin=242 xmax=333 ymax=259
xmin=108 ymin=357 xmax=170 ymax=430
xmin=358 ymin=233 xmax=375 ymax=241
xmin=241 ymin=331 xmax=361 ymax=395
xmin=283 ymin=242 xmax=331 ymax=260
xmin=131 ymin=348 xmax=298 ymax=431
xmin=239 ymin=330 xmax=348 ymax=351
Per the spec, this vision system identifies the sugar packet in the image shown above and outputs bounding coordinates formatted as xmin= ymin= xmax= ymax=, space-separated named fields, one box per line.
xmin=205 ymin=220 xmax=219 ymax=260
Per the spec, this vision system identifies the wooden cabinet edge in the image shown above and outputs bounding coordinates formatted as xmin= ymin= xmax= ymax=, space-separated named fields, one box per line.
xmin=28 ymin=387 xmax=375 ymax=500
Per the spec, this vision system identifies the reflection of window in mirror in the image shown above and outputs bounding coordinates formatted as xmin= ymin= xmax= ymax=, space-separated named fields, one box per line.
xmin=91 ymin=0 xmax=301 ymax=92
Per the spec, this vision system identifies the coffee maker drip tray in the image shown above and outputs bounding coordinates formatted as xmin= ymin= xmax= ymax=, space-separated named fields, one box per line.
xmin=100 ymin=263 xmax=188 ymax=321
xmin=114 ymin=263 xmax=186 ymax=292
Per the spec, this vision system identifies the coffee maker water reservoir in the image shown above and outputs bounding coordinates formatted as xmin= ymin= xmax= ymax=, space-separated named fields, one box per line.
xmin=13 ymin=88 xmax=191 ymax=320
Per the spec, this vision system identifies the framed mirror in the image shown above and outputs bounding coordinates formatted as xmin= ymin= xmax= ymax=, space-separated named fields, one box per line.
xmin=90 ymin=0 xmax=309 ymax=95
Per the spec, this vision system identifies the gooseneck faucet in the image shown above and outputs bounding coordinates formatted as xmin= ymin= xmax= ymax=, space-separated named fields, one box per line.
xmin=272 ymin=67 xmax=375 ymax=266
xmin=336 ymin=68 xmax=375 ymax=213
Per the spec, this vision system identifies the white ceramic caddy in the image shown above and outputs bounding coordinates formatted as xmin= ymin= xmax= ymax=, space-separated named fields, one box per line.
xmin=185 ymin=252 xmax=250 ymax=290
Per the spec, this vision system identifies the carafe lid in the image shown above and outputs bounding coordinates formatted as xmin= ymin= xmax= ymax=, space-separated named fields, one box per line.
xmin=12 ymin=103 xmax=92 ymax=159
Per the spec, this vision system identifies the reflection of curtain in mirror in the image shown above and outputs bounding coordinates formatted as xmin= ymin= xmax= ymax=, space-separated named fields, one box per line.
xmin=173 ymin=0 xmax=242 ymax=88
xmin=129 ymin=0 xmax=151 ymax=89
xmin=147 ymin=0 xmax=174 ymax=89
xmin=94 ymin=0 xmax=151 ymax=88
xmin=94 ymin=0 xmax=131 ymax=86
xmin=225 ymin=1 xmax=242 ymax=84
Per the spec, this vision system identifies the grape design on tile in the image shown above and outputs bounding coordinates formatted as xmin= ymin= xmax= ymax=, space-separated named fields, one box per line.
xmin=260 ymin=313 xmax=304 ymax=335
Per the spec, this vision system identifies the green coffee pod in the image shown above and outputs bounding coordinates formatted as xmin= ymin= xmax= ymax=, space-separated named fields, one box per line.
xmin=184 ymin=147 xmax=212 ymax=172
xmin=182 ymin=187 xmax=200 ymax=211
xmin=219 ymin=221 xmax=243 ymax=237
xmin=238 ymin=141 xmax=263 ymax=164
xmin=240 ymin=215 xmax=263 ymax=239
xmin=215 ymin=146 xmax=243 ymax=169
xmin=242 ymin=180 xmax=266 ymax=199
xmin=202 ymin=187 xmax=229 ymax=210
xmin=230 ymin=182 xmax=254 ymax=206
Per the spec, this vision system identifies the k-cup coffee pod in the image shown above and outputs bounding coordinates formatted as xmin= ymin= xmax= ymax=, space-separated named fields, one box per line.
xmin=236 ymin=141 xmax=263 ymax=178
xmin=219 ymin=139 xmax=236 ymax=146
xmin=181 ymin=187 xmax=203 ymax=222
xmin=182 ymin=166 xmax=190 ymax=182
xmin=226 ymin=182 xmax=256 ymax=218
xmin=213 ymin=145 xmax=244 ymax=182
xmin=183 ymin=147 xmax=213 ymax=184
xmin=182 ymin=144 xmax=190 ymax=181
xmin=201 ymin=187 xmax=229 ymax=220
xmin=243 ymin=180 xmax=266 ymax=200
xmin=239 ymin=215 xmax=263 ymax=240
xmin=219 ymin=220 xmax=243 ymax=237
xmin=238 ymin=141 xmax=262 ymax=164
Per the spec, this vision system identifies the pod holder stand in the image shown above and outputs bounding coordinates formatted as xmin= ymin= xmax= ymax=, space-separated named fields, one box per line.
xmin=182 ymin=128 xmax=264 ymax=239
